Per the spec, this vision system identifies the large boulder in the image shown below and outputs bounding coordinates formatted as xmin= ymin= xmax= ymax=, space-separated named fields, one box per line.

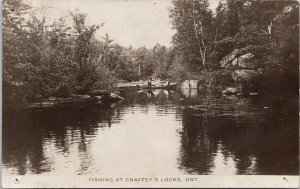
xmin=182 ymin=80 xmax=199 ymax=89
xmin=220 ymin=49 xmax=241 ymax=68
xmin=231 ymin=53 xmax=256 ymax=69
xmin=220 ymin=45 xmax=257 ymax=68
xmin=220 ymin=46 xmax=265 ymax=93
xmin=189 ymin=80 xmax=199 ymax=89
xmin=181 ymin=80 xmax=190 ymax=89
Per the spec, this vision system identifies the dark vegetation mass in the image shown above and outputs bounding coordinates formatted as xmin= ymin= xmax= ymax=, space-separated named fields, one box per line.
xmin=3 ymin=0 xmax=299 ymax=108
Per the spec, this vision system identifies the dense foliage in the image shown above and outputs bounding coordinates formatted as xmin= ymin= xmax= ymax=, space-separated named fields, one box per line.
xmin=3 ymin=0 xmax=115 ymax=106
xmin=169 ymin=0 xmax=299 ymax=94
xmin=3 ymin=0 xmax=172 ymax=107
xmin=3 ymin=0 xmax=299 ymax=108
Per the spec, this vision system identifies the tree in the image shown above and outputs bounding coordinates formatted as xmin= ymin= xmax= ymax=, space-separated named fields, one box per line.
xmin=152 ymin=44 xmax=169 ymax=79
xmin=170 ymin=0 xmax=214 ymax=70
xmin=3 ymin=0 xmax=31 ymax=83
xmin=3 ymin=0 xmax=117 ymax=106
xmin=70 ymin=10 xmax=101 ymax=87
xmin=214 ymin=0 xmax=299 ymax=94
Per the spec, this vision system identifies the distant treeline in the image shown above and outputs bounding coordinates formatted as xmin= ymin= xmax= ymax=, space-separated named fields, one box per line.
xmin=3 ymin=0 xmax=299 ymax=107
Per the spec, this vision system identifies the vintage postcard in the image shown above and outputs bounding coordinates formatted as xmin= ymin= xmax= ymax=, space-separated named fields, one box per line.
xmin=2 ymin=0 xmax=299 ymax=188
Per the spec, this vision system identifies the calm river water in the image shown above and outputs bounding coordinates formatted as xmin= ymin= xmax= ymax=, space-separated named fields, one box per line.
xmin=2 ymin=88 xmax=299 ymax=175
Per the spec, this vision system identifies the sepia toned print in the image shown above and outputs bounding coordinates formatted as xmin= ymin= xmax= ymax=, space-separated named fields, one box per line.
xmin=2 ymin=0 xmax=299 ymax=188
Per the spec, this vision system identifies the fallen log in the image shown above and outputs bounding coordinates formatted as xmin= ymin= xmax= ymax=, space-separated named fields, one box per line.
xmin=26 ymin=92 xmax=123 ymax=110
xmin=86 ymin=90 xmax=110 ymax=97
xmin=70 ymin=94 xmax=91 ymax=98
xmin=27 ymin=96 xmax=99 ymax=110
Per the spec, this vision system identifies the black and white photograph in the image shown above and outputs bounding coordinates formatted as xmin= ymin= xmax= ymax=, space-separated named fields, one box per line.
xmin=2 ymin=0 xmax=299 ymax=188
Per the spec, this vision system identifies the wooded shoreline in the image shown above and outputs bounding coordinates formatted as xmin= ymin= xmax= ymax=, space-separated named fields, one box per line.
xmin=3 ymin=0 xmax=299 ymax=109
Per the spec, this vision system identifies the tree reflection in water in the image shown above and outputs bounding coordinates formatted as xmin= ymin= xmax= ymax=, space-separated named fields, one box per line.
xmin=178 ymin=89 xmax=299 ymax=175
xmin=3 ymin=107 xmax=119 ymax=175
xmin=2 ymin=88 xmax=299 ymax=175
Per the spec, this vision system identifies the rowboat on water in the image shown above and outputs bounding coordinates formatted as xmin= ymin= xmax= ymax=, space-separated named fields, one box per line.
xmin=137 ymin=83 xmax=177 ymax=90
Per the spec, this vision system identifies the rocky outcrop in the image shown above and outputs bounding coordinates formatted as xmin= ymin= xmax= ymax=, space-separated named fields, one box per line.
xmin=231 ymin=53 xmax=255 ymax=69
xmin=220 ymin=45 xmax=258 ymax=68
xmin=220 ymin=46 xmax=263 ymax=93
xmin=182 ymin=80 xmax=199 ymax=89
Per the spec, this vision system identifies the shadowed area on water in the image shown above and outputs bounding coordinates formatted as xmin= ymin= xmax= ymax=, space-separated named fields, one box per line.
xmin=2 ymin=88 xmax=299 ymax=175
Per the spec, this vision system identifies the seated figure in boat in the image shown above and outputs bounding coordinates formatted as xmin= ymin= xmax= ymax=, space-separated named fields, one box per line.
xmin=164 ymin=79 xmax=170 ymax=86
xmin=147 ymin=78 xmax=152 ymax=88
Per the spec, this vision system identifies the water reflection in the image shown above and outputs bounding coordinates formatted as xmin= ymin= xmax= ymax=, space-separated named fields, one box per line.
xmin=3 ymin=108 xmax=119 ymax=175
xmin=2 ymin=88 xmax=299 ymax=175
xmin=181 ymin=88 xmax=199 ymax=101
xmin=179 ymin=90 xmax=298 ymax=175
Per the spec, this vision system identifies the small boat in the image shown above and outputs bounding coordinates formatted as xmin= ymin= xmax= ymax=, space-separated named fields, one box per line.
xmin=138 ymin=83 xmax=177 ymax=90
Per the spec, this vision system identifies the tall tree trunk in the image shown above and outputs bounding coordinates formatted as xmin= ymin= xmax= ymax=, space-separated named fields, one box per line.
xmin=213 ymin=29 xmax=218 ymax=52
xmin=189 ymin=0 xmax=207 ymax=69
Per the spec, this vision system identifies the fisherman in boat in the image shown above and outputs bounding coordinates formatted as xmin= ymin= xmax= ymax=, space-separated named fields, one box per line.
xmin=147 ymin=78 xmax=152 ymax=88
xmin=164 ymin=79 xmax=170 ymax=86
